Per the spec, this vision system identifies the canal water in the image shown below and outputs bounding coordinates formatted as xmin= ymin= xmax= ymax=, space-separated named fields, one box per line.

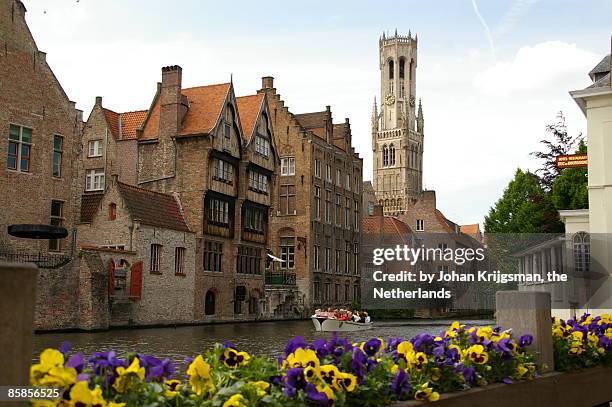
xmin=33 ymin=319 xmax=493 ymax=372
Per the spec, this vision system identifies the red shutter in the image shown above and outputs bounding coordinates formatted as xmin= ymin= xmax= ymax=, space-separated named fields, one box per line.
xmin=108 ymin=259 xmax=115 ymax=298
xmin=130 ymin=261 xmax=143 ymax=300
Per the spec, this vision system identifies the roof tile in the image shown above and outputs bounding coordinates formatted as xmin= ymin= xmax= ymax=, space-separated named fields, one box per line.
xmin=80 ymin=193 xmax=104 ymax=223
xmin=140 ymin=83 xmax=230 ymax=140
xmin=117 ymin=182 xmax=190 ymax=232
xmin=236 ymin=94 xmax=264 ymax=141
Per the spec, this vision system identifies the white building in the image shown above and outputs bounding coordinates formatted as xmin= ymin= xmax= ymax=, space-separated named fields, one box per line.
xmin=518 ymin=53 xmax=612 ymax=319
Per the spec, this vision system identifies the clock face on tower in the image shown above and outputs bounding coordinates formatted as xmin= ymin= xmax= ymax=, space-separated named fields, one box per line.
xmin=384 ymin=94 xmax=395 ymax=106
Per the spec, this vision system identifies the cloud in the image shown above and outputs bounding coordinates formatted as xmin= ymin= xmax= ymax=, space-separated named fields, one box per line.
xmin=473 ymin=41 xmax=599 ymax=96
xmin=495 ymin=0 xmax=539 ymax=37
xmin=471 ymin=0 xmax=496 ymax=58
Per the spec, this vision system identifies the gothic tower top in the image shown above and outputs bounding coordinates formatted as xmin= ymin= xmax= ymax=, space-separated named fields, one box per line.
xmin=378 ymin=30 xmax=418 ymax=131
xmin=372 ymin=30 xmax=424 ymax=215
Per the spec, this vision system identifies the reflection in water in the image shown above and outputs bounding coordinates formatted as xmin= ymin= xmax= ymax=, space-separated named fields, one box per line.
xmin=34 ymin=319 xmax=493 ymax=372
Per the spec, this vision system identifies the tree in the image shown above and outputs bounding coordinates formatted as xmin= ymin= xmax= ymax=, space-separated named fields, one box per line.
xmin=531 ymin=112 xmax=583 ymax=191
xmin=551 ymin=141 xmax=588 ymax=210
xmin=484 ymin=168 xmax=563 ymax=233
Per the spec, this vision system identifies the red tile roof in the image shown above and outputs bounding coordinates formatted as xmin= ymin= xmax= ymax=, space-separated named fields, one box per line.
xmin=460 ymin=224 xmax=481 ymax=235
xmin=116 ymin=182 xmax=190 ymax=232
xmin=179 ymin=84 xmax=230 ymax=137
xmin=120 ymin=110 xmax=148 ymax=140
xmin=80 ymin=193 xmax=104 ymax=223
xmin=102 ymin=108 xmax=147 ymax=140
xmin=102 ymin=109 xmax=119 ymax=138
xmin=362 ymin=216 xmax=412 ymax=236
xmin=141 ymin=83 xmax=230 ymax=140
xmin=236 ymin=94 xmax=264 ymax=141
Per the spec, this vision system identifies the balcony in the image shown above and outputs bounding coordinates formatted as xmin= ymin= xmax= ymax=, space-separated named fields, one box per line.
xmin=265 ymin=271 xmax=296 ymax=286
xmin=0 ymin=251 xmax=72 ymax=269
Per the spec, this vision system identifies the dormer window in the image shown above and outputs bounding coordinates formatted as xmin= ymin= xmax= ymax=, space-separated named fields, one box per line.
xmin=224 ymin=106 xmax=234 ymax=138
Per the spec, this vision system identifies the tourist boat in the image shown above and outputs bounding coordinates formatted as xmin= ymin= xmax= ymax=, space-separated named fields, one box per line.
xmin=311 ymin=317 xmax=373 ymax=332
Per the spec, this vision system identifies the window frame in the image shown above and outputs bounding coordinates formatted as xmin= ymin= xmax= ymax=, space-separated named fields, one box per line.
xmin=85 ymin=168 xmax=105 ymax=191
xmin=416 ymin=219 xmax=424 ymax=232
xmin=48 ymin=200 xmax=64 ymax=252
xmin=7 ymin=123 xmax=32 ymax=172
xmin=150 ymin=243 xmax=163 ymax=274
xmin=52 ymin=135 xmax=63 ymax=178
xmin=280 ymin=235 xmax=295 ymax=270
xmin=87 ymin=139 xmax=103 ymax=158
xmin=203 ymin=240 xmax=223 ymax=272
xmin=175 ymin=247 xmax=186 ymax=275
xmin=281 ymin=157 xmax=295 ymax=176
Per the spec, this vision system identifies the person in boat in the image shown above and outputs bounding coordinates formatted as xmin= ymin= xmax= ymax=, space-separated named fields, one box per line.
xmin=364 ymin=312 xmax=371 ymax=323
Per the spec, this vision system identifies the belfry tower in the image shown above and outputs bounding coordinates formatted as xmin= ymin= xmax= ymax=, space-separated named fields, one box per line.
xmin=372 ymin=30 xmax=424 ymax=216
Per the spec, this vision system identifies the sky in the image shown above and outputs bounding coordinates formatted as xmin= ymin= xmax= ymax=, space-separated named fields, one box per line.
xmin=23 ymin=0 xmax=612 ymax=226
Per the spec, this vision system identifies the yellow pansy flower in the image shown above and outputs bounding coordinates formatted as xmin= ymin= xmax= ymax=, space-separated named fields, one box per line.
xmin=319 ymin=364 xmax=341 ymax=386
xmin=466 ymin=344 xmax=489 ymax=364
xmin=285 ymin=348 xmax=320 ymax=370
xmin=223 ymin=394 xmax=247 ymax=407
xmin=187 ymin=355 xmax=215 ymax=396
xmin=69 ymin=381 xmax=106 ymax=407
xmin=163 ymin=379 xmax=182 ymax=398
xmin=113 ymin=358 xmax=145 ymax=393
xmin=334 ymin=372 xmax=357 ymax=392
xmin=414 ymin=382 xmax=440 ymax=402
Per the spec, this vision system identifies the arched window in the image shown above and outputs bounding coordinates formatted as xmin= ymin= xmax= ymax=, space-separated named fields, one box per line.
xmin=382 ymin=145 xmax=389 ymax=166
xmin=279 ymin=228 xmax=295 ymax=270
xmin=399 ymin=58 xmax=406 ymax=79
xmin=389 ymin=144 xmax=396 ymax=166
xmin=409 ymin=59 xmax=414 ymax=81
xmin=204 ymin=290 xmax=215 ymax=315
xmin=573 ymin=232 xmax=590 ymax=274
xmin=388 ymin=59 xmax=394 ymax=80
xmin=108 ymin=202 xmax=117 ymax=221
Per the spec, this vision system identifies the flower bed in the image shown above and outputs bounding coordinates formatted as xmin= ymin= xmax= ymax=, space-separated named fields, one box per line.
xmin=552 ymin=313 xmax=612 ymax=371
xmin=28 ymin=315 xmax=610 ymax=407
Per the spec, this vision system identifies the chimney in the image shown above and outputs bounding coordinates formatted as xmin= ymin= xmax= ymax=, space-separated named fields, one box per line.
xmin=95 ymin=96 xmax=103 ymax=106
xmin=262 ymin=76 xmax=274 ymax=89
xmin=160 ymin=65 xmax=183 ymax=138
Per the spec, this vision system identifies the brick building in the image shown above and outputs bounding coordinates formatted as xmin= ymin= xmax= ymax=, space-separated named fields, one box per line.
xmin=134 ymin=66 xmax=279 ymax=321
xmin=0 ymin=0 xmax=82 ymax=255
xmin=259 ymin=77 xmax=363 ymax=312
xmin=77 ymin=177 xmax=196 ymax=326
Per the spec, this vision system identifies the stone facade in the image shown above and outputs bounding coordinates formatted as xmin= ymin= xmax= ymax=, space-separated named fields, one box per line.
xmin=259 ymin=77 xmax=363 ymax=312
xmin=372 ymin=32 xmax=424 ymax=216
xmin=0 ymin=0 xmax=82 ymax=255
xmin=135 ymin=66 xmax=277 ymax=321
xmin=362 ymin=181 xmax=377 ymax=216
xmin=77 ymin=177 xmax=196 ymax=326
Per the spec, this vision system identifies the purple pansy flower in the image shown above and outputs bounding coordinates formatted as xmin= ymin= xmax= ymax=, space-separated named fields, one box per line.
xmin=65 ymin=352 xmax=85 ymax=373
xmin=285 ymin=336 xmax=307 ymax=356
xmin=305 ymin=383 xmax=333 ymax=407
xmin=391 ymin=368 xmax=410 ymax=398
xmin=518 ymin=334 xmax=533 ymax=348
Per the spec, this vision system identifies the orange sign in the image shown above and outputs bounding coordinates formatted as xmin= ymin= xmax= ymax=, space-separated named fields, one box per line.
xmin=556 ymin=154 xmax=588 ymax=168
